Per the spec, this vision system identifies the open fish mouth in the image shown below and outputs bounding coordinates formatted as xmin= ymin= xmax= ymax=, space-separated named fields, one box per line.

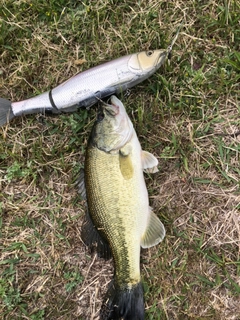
xmin=98 ymin=97 xmax=120 ymax=117
xmin=104 ymin=103 xmax=119 ymax=116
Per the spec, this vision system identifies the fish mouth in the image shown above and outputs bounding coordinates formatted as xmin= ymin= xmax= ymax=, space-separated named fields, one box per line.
xmin=105 ymin=103 xmax=119 ymax=116
xmin=100 ymin=98 xmax=119 ymax=116
xmin=109 ymin=95 xmax=122 ymax=111
xmin=156 ymin=51 xmax=168 ymax=67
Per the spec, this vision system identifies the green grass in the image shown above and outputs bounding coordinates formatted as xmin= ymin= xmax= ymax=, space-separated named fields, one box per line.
xmin=1 ymin=0 xmax=240 ymax=319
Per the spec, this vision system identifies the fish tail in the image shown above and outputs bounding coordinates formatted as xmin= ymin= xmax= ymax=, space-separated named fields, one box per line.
xmin=0 ymin=98 xmax=14 ymax=127
xmin=100 ymin=281 xmax=144 ymax=320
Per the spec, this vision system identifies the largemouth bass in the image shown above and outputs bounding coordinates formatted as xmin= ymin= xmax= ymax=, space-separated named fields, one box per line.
xmin=0 ymin=49 xmax=168 ymax=127
xmin=79 ymin=96 xmax=165 ymax=319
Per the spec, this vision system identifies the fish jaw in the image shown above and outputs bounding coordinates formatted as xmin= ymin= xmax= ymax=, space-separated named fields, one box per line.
xmin=109 ymin=95 xmax=134 ymax=149
xmin=90 ymin=96 xmax=134 ymax=152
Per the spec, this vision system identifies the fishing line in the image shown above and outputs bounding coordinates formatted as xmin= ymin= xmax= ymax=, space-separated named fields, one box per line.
xmin=95 ymin=95 xmax=113 ymax=107
xmin=167 ymin=21 xmax=183 ymax=58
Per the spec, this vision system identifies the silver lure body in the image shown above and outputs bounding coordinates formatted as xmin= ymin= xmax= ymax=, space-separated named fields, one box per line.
xmin=10 ymin=50 xmax=168 ymax=117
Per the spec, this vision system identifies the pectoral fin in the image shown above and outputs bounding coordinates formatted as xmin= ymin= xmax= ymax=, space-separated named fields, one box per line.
xmin=119 ymin=153 xmax=134 ymax=180
xmin=141 ymin=151 xmax=158 ymax=173
xmin=141 ymin=207 xmax=165 ymax=248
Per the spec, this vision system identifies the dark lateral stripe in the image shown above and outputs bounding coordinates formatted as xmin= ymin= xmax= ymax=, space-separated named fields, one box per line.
xmin=49 ymin=90 xmax=60 ymax=112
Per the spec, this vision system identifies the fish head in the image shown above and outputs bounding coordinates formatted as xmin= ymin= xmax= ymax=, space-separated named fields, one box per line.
xmin=128 ymin=49 xmax=167 ymax=74
xmin=91 ymin=96 xmax=133 ymax=152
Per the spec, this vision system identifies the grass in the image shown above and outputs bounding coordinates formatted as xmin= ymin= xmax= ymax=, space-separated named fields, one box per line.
xmin=0 ymin=0 xmax=239 ymax=319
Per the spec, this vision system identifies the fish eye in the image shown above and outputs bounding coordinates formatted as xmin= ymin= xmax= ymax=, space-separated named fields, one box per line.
xmin=146 ymin=50 xmax=154 ymax=56
xmin=97 ymin=111 xmax=104 ymax=122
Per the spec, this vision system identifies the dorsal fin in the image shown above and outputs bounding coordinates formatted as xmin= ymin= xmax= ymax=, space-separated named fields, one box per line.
xmin=75 ymin=168 xmax=87 ymax=200
xmin=81 ymin=208 xmax=112 ymax=260
xmin=76 ymin=169 xmax=112 ymax=259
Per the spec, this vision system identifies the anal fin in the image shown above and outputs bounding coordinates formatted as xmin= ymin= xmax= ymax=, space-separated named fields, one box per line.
xmin=141 ymin=207 xmax=165 ymax=249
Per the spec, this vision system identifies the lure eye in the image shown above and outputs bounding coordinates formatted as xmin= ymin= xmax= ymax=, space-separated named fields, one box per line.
xmin=146 ymin=50 xmax=154 ymax=56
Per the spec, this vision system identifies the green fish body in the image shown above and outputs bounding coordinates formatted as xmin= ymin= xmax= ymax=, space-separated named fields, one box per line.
xmin=80 ymin=96 xmax=165 ymax=320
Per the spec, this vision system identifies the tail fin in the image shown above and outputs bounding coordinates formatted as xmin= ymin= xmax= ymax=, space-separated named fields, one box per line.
xmin=0 ymin=98 xmax=14 ymax=126
xmin=100 ymin=281 xmax=144 ymax=320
